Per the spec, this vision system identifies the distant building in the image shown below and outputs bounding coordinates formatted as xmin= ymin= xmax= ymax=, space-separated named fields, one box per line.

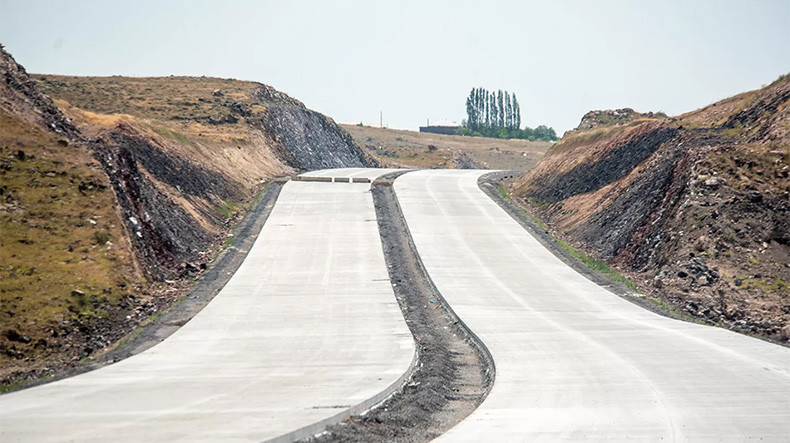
xmin=419 ymin=119 xmax=460 ymax=135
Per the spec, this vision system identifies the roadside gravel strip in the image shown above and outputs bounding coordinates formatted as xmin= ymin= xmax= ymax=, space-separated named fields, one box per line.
xmin=0 ymin=173 xmax=415 ymax=442
xmin=303 ymin=171 xmax=494 ymax=442
xmin=395 ymin=169 xmax=790 ymax=441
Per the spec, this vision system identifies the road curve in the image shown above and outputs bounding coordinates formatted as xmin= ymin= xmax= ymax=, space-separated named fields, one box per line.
xmin=300 ymin=168 xmax=405 ymax=179
xmin=394 ymin=169 xmax=790 ymax=441
xmin=0 ymin=169 xmax=414 ymax=442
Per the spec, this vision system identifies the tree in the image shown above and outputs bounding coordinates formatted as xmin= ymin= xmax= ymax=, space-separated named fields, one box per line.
xmin=464 ymin=87 xmax=556 ymax=141
xmin=512 ymin=93 xmax=520 ymax=130
xmin=533 ymin=125 xmax=558 ymax=141
xmin=496 ymin=90 xmax=504 ymax=128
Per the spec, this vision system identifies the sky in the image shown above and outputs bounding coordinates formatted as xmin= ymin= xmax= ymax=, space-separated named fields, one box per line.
xmin=1 ymin=0 xmax=788 ymax=134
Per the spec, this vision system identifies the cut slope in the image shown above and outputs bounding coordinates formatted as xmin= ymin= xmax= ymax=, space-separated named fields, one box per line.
xmin=1 ymin=46 xmax=378 ymax=387
xmin=515 ymin=74 xmax=790 ymax=342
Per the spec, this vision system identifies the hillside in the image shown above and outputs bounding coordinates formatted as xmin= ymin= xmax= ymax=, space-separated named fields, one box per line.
xmin=513 ymin=75 xmax=790 ymax=342
xmin=0 ymin=47 xmax=375 ymax=386
xmin=341 ymin=124 xmax=551 ymax=170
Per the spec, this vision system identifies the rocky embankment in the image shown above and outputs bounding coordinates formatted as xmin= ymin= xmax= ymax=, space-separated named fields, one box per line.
xmin=515 ymin=75 xmax=790 ymax=342
xmin=0 ymin=46 xmax=375 ymax=386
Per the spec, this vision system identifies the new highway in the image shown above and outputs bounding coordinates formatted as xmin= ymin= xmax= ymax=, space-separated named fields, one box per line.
xmin=0 ymin=169 xmax=413 ymax=442
xmin=3 ymin=167 xmax=789 ymax=442
xmin=394 ymin=169 xmax=790 ymax=441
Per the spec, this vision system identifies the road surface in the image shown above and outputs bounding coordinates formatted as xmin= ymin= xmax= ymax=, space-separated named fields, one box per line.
xmin=0 ymin=169 xmax=414 ymax=442
xmin=394 ymin=169 xmax=790 ymax=441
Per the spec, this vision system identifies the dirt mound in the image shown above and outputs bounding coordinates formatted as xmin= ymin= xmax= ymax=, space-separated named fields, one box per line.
xmin=515 ymin=75 xmax=790 ymax=343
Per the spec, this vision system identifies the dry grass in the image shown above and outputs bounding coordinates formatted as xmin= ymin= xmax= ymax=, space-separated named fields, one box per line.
xmin=341 ymin=124 xmax=551 ymax=170
xmin=0 ymin=110 xmax=141 ymax=367
xmin=41 ymin=76 xmax=289 ymax=187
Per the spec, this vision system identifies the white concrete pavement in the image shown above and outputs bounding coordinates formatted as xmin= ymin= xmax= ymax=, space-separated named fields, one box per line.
xmin=394 ymin=169 xmax=790 ymax=441
xmin=0 ymin=168 xmax=414 ymax=442
xmin=300 ymin=168 xmax=405 ymax=180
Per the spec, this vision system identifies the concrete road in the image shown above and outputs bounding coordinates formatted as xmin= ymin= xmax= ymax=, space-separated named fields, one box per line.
xmin=300 ymin=168 xmax=405 ymax=180
xmin=0 ymin=169 xmax=414 ymax=442
xmin=394 ymin=169 xmax=790 ymax=441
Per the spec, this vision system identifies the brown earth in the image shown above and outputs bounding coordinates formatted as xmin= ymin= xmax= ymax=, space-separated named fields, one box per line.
xmin=340 ymin=124 xmax=551 ymax=170
xmin=0 ymin=46 xmax=375 ymax=388
xmin=513 ymin=74 xmax=790 ymax=343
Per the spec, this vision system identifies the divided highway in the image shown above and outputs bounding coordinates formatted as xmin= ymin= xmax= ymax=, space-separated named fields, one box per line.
xmin=394 ymin=169 xmax=790 ymax=441
xmin=0 ymin=169 xmax=414 ymax=442
xmin=4 ymin=167 xmax=790 ymax=442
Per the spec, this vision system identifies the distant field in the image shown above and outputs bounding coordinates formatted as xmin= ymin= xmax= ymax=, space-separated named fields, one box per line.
xmin=340 ymin=124 xmax=552 ymax=171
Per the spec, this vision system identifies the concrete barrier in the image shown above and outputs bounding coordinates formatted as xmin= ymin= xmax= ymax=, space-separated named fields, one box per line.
xmin=293 ymin=176 xmax=333 ymax=182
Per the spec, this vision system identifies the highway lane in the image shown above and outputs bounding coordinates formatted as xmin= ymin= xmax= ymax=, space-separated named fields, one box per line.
xmin=0 ymin=169 xmax=414 ymax=442
xmin=300 ymin=168 xmax=404 ymax=180
xmin=394 ymin=169 xmax=790 ymax=441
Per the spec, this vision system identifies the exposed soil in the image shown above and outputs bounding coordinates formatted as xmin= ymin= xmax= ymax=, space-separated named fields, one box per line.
xmin=301 ymin=173 xmax=494 ymax=442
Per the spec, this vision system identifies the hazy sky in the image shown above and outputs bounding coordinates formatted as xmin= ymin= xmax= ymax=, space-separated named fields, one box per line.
xmin=1 ymin=0 xmax=788 ymax=133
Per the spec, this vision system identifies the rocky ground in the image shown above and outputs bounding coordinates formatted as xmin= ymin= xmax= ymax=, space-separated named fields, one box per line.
xmin=513 ymin=74 xmax=790 ymax=343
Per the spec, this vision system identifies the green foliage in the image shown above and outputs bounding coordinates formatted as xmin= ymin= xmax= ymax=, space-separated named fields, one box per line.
xmin=150 ymin=125 xmax=192 ymax=144
xmin=556 ymin=239 xmax=636 ymax=290
xmin=497 ymin=184 xmax=511 ymax=201
xmin=92 ymin=231 xmax=111 ymax=245
xmin=215 ymin=199 xmax=240 ymax=218
xmin=463 ymin=87 xmax=558 ymax=141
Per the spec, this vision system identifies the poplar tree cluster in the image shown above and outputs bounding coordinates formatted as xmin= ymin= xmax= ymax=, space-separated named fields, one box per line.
xmin=465 ymin=88 xmax=521 ymax=132
xmin=461 ymin=87 xmax=558 ymax=141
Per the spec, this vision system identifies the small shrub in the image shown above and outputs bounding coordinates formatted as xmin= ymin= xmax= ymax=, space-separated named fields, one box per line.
xmin=92 ymin=231 xmax=111 ymax=245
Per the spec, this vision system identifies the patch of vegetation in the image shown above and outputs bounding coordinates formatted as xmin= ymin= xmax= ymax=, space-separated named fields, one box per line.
xmin=150 ymin=125 xmax=192 ymax=145
xmin=461 ymin=87 xmax=558 ymax=141
xmin=215 ymin=199 xmax=240 ymax=218
xmin=552 ymin=124 xmax=626 ymax=153
xmin=645 ymin=296 xmax=706 ymax=324
xmin=527 ymin=213 xmax=548 ymax=231
xmin=497 ymin=183 xmax=511 ymax=201
xmin=92 ymin=231 xmax=111 ymax=245
xmin=740 ymin=277 xmax=790 ymax=294
xmin=555 ymin=239 xmax=636 ymax=290
xmin=32 ymin=74 xmax=263 ymax=124
xmin=0 ymin=110 xmax=141 ymax=368
xmin=524 ymin=196 xmax=549 ymax=209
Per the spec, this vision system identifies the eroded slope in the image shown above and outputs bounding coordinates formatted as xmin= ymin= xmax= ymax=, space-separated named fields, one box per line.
xmin=515 ymin=75 xmax=790 ymax=342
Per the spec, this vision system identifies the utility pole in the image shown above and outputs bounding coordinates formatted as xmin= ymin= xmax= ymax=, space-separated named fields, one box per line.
xmin=380 ymin=111 xmax=383 ymax=128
